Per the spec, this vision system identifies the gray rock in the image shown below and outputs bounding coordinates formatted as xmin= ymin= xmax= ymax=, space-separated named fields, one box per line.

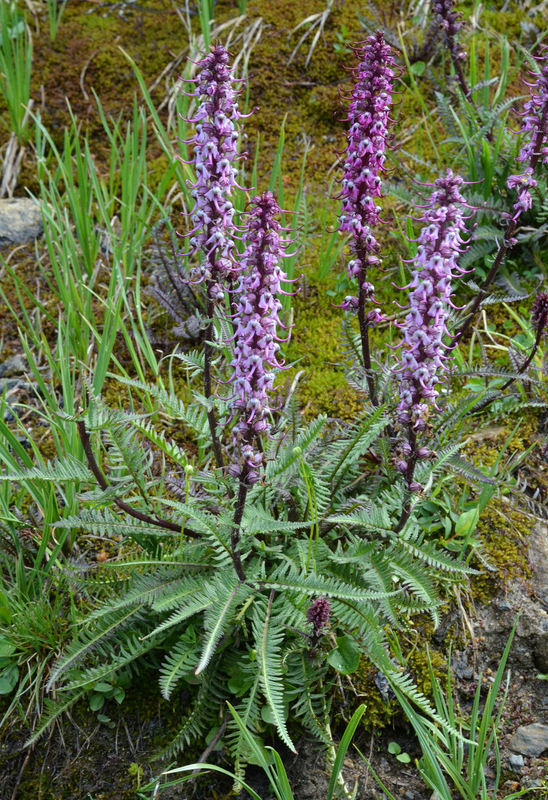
xmin=521 ymin=778 xmax=542 ymax=789
xmin=299 ymin=780 xmax=317 ymax=798
xmin=0 ymin=353 xmax=27 ymax=378
xmin=533 ymin=631 xmax=548 ymax=673
xmin=509 ymin=723 xmax=548 ymax=757
xmin=508 ymin=753 xmax=524 ymax=769
xmin=0 ymin=378 xmax=19 ymax=421
xmin=529 ymin=523 xmax=548 ymax=606
xmin=0 ymin=377 xmax=21 ymax=392
xmin=173 ymin=314 xmax=203 ymax=342
xmin=0 ymin=198 xmax=43 ymax=246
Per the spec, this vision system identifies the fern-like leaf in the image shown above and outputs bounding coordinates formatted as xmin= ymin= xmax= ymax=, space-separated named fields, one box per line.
xmin=0 ymin=454 xmax=90 ymax=483
xmin=253 ymin=597 xmax=296 ymax=753
xmin=159 ymin=628 xmax=201 ymax=699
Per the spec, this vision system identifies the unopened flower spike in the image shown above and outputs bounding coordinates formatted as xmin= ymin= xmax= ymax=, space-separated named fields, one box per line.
xmin=338 ymin=32 xmax=395 ymax=401
xmin=432 ymin=0 xmax=470 ymax=97
xmin=228 ymin=192 xmax=290 ymax=486
xmin=531 ymin=292 xmax=548 ymax=337
xmin=181 ymin=44 xmax=245 ymax=304
xmin=307 ymin=597 xmax=331 ymax=640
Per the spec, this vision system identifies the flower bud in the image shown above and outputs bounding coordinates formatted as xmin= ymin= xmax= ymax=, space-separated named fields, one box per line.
xmin=306 ymin=597 xmax=331 ymax=639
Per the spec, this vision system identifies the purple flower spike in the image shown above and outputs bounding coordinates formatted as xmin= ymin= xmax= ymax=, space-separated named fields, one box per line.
xmin=432 ymin=0 xmax=470 ymax=98
xmin=393 ymin=170 xmax=468 ymax=431
xmin=183 ymin=45 xmax=243 ymax=302
xmin=307 ymin=597 xmax=331 ymax=639
xmin=432 ymin=0 xmax=466 ymax=65
xmin=229 ymin=192 xmax=289 ymax=485
xmin=507 ymin=51 xmax=548 ymax=221
xmin=339 ymin=32 xmax=394 ymax=315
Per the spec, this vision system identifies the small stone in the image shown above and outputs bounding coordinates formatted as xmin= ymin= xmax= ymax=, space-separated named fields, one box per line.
xmin=404 ymin=792 xmax=414 ymax=800
xmin=521 ymin=778 xmax=542 ymax=789
xmin=0 ymin=198 xmax=43 ymax=246
xmin=173 ymin=315 xmax=203 ymax=342
xmin=0 ymin=353 xmax=27 ymax=378
xmin=508 ymin=753 xmax=524 ymax=769
xmin=0 ymin=377 xmax=20 ymax=393
xmin=462 ymin=667 xmax=474 ymax=680
xmin=509 ymin=723 xmax=548 ymax=757
xmin=299 ymin=780 xmax=317 ymax=798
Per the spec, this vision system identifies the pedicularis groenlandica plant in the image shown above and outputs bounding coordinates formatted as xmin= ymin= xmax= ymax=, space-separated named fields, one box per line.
xmin=3 ymin=33 xmax=547 ymax=783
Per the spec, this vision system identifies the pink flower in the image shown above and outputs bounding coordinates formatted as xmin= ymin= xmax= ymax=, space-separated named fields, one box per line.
xmin=506 ymin=50 xmax=548 ymax=221
xmin=338 ymin=33 xmax=394 ymax=316
xmin=228 ymin=193 xmax=289 ymax=484
xmin=182 ymin=45 xmax=244 ymax=302
xmin=393 ymin=171 xmax=468 ymax=430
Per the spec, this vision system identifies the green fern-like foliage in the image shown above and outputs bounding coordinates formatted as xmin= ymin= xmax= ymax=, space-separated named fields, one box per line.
xmin=22 ymin=382 xmax=480 ymax=773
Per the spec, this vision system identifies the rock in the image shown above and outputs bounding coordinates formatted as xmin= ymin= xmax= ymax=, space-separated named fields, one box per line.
xmin=529 ymin=523 xmax=548 ymax=606
xmin=0 ymin=377 xmax=21 ymax=393
xmin=0 ymin=353 xmax=27 ymax=378
xmin=521 ymin=778 xmax=542 ymax=789
xmin=533 ymin=631 xmax=548 ymax=673
xmin=173 ymin=314 xmax=203 ymax=342
xmin=0 ymin=198 xmax=43 ymax=246
xmin=508 ymin=753 xmax=524 ymax=769
xmin=299 ymin=780 xmax=317 ymax=798
xmin=509 ymin=723 xmax=548 ymax=757
xmin=515 ymin=604 xmax=548 ymax=640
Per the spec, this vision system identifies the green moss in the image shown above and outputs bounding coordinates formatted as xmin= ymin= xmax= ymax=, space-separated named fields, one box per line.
xmin=283 ymin=277 xmax=363 ymax=419
xmin=470 ymin=500 xmax=533 ymax=601
xmin=406 ymin=643 xmax=447 ymax=698
xmin=352 ymin=657 xmax=399 ymax=729
xmin=464 ymin=413 xmax=537 ymax=471
xmin=351 ymin=628 xmax=447 ymax=731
